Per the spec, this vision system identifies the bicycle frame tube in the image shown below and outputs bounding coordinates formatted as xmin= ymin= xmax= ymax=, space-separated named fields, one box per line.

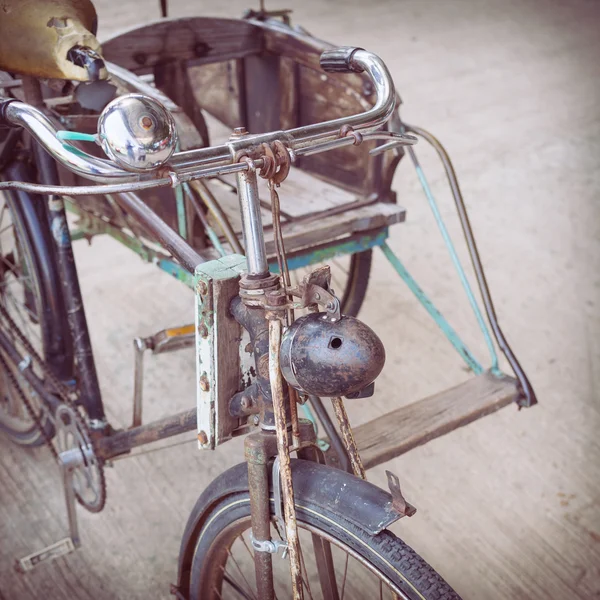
xmin=22 ymin=77 xmax=106 ymax=425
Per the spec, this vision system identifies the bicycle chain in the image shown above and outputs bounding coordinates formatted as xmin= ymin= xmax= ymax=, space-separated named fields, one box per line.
xmin=0 ymin=350 xmax=59 ymax=461
xmin=0 ymin=301 xmax=106 ymax=512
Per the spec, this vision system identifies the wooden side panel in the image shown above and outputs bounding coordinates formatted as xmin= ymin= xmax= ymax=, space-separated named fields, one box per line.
xmin=279 ymin=56 xmax=299 ymax=130
xmin=243 ymin=52 xmax=281 ymax=134
xmin=101 ymin=17 xmax=263 ymax=72
xmin=354 ymin=373 xmax=520 ymax=469
xmin=296 ymin=63 xmax=380 ymax=195
xmin=188 ymin=60 xmax=245 ymax=129
xmin=195 ymin=255 xmax=247 ymax=449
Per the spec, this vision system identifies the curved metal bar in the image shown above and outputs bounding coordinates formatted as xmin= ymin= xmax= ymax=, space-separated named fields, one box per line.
xmin=0 ymin=177 xmax=172 ymax=196
xmin=2 ymin=49 xmax=398 ymax=183
xmin=287 ymin=50 xmax=396 ymax=145
xmin=3 ymin=101 xmax=138 ymax=182
xmin=404 ymin=123 xmax=537 ymax=408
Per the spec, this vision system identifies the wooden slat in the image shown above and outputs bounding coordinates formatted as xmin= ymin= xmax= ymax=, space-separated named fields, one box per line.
xmin=355 ymin=373 xmax=520 ymax=469
xmin=101 ymin=17 xmax=263 ymax=72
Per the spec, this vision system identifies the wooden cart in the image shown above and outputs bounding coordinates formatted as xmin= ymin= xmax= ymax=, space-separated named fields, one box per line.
xmin=62 ymin=13 xmax=535 ymax=469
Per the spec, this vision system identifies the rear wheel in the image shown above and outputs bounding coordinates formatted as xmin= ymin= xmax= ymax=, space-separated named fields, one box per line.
xmin=190 ymin=483 xmax=460 ymax=599
xmin=0 ymin=190 xmax=54 ymax=445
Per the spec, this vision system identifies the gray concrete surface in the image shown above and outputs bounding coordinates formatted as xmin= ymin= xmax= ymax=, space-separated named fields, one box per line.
xmin=1 ymin=0 xmax=599 ymax=598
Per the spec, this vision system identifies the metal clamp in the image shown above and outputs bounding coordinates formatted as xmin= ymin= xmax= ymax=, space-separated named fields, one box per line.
xmin=249 ymin=531 xmax=288 ymax=558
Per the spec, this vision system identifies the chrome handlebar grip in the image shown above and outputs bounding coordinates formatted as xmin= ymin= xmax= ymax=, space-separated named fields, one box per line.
xmin=319 ymin=46 xmax=365 ymax=73
xmin=287 ymin=49 xmax=396 ymax=146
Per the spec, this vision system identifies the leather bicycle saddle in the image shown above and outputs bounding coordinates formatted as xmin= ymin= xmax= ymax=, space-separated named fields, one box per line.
xmin=0 ymin=0 xmax=106 ymax=81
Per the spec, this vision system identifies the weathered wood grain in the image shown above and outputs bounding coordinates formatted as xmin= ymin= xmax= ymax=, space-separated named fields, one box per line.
xmin=101 ymin=17 xmax=263 ymax=72
xmin=355 ymin=373 xmax=519 ymax=469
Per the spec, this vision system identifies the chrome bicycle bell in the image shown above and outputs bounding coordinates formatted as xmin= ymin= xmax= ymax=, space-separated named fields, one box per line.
xmin=280 ymin=313 xmax=385 ymax=397
xmin=97 ymin=93 xmax=177 ymax=171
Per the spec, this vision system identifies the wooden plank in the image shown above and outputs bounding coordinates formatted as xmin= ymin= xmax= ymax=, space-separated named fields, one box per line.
xmin=195 ymin=255 xmax=247 ymax=449
xmin=267 ymin=202 xmax=404 ymax=255
xmin=354 ymin=373 xmax=520 ymax=470
xmin=101 ymin=17 xmax=263 ymax=72
xmin=188 ymin=61 xmax=245 ymax=130
xmin=243 ymin=52 xmax=281 ymax=134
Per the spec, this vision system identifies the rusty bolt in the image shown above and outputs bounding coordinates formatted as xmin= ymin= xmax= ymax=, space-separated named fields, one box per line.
xmin=199 ymin=374 xmax=210 ymax=392
xmin=233 ymin=126 xmax=248 ymax=136
xmin=197 ymin=430 xmax=208 ymax=445
xmin=198 ymin=323 xmax=208 ymax=339
xmin=197 ymin=281 xmax=208 ymax=296
xmin=266 ymin=289 xmax=286 ymax=306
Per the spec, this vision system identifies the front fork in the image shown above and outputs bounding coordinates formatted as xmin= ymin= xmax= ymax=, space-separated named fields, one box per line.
xmin=233 ymin=161 xmax=307 ymax=599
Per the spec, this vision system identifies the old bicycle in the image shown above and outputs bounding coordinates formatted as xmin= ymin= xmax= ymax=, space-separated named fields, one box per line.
xmin=0 ymin=2 xmax=536 ymax=599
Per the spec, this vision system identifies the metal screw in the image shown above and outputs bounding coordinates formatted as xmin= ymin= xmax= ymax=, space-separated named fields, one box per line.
xmin=233 ymin=126 xmax=248 ymax=136
xmin=199 ymin=374 xmax=210 ymax=392
xmin=197 ymin=281 xmax=208 ymax=296
xmin=240 ymin=396 xmax=251 ymax=410
xmin=326 ymin=301 xmax=335 ymax=310
xmin=197 ymin=431 xmax=208 ymax=445
xmin=253 ymin=415 xmax=260 ymax=426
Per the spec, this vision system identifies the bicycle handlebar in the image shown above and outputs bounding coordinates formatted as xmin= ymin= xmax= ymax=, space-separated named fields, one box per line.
xmin=0 ymin=48 xmax=413 ymax=191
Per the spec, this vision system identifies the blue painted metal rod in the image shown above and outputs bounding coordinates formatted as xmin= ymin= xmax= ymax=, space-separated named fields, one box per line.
xmin=380 ymin=242 xmax=484 ymax=375
xmin=408 ymin=146 xmax=499 ymax=372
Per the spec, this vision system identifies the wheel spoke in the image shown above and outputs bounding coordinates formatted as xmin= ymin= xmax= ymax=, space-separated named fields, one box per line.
xmin=225 ymin=547 xmax=257 ymax=600
xmin=298 ymin=544 xmax=315 ymax=600
xmin=331 ymin=258 xmax=349 ymax=276
xmin=222 ymin=573 xmax=255 ymax=600
xmin=340 ymin=554 xmax=349 ymax=600
xmin=311 ymin=533 xmax=340 ymax=600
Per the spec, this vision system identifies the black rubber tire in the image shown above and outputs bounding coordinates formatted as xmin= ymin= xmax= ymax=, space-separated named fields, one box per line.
xmin=340 ymin=249 xmax=372 ymax=317
xmin=189 ymin=488 xmax=461 ymax=600
xmin=0 ymin=190 xmax=56 ymax=445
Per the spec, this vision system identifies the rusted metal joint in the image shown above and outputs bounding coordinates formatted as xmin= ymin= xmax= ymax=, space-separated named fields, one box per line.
xmin=230 ymin=383 xmax=261 ymax=418
xmin=338 ymin=124 xmax=363 ymax=146
xmin=258 ymin=140 xmax=291 ymax=184
xmin=238 ymin=272 xmax=280 ymax=307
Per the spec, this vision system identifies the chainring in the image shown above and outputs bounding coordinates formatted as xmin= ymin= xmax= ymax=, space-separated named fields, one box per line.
xmin=54 ymin=404 xmax=106 ymax=513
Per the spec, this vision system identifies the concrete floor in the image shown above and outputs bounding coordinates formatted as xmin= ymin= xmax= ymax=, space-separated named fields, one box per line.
xmin=1 ymin=0 xmax=599 ymax=598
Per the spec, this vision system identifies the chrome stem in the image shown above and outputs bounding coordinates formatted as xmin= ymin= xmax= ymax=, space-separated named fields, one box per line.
xmin=236 ymin=167 xmax=268 ymax=277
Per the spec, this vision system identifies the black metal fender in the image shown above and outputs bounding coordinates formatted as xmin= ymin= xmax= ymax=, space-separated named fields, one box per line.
xmin=176 ymin=459 xmax=400 ymax=597
xmin=2 ymin=159 xmax=74 ymax=380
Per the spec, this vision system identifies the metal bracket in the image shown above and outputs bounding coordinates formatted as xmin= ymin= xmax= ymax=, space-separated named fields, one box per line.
xmin=244 ymin=456 xmax=291 ymax=559
xmin=16 ymin=447 xmax=87 ymax=572
xmin=385 ymin=470 xmax=416 ymax=518
xmin=249 ymin=531 xmax=289 ymax=558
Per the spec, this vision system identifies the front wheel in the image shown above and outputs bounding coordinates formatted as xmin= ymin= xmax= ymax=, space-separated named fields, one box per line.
xmin=188 ymin=471 xmax=460 ymax=599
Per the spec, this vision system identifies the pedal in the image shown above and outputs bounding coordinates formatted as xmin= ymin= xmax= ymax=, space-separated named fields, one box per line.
xmin=131 ymin=324 xmax=195 ymax=428
xmin=16 ymin=445 xmax=84 ymax=572
xmin=17 ymin=538 xmax=76 ymax=572
xmin=144 ymin=324 xmax=196 ymax=355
